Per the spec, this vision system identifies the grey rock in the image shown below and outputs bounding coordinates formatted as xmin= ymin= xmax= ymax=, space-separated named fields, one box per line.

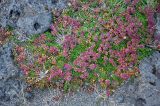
xmin=115 ymin=95 xmax=124 ymax=103
xmin=0 ymin=42 xmax=28 ymax=106
xmin=0 ymin=0 xmax=67 ymax=35
xmin=16 ymin=13 xmax=52 ymax=36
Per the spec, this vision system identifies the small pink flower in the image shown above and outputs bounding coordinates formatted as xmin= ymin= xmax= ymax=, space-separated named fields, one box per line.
xmin=64 ymin=64 xmax=72 ymax=71
xmin=64 ymin=71 xmax=72 ymax=81
xmin=41 ymin=44 xmax=49 ymax=51
xmin=48 ymin=69 xmax=57 ymax=81
xmin=106 ymin=89 xmax=111 ymax=97
xmin=42 ymin=55 xmax=47 ymax=61
xmin=48 ymin=75 xmax=53 ymax=81
xmin=93 ymin=8 xmax=100 ymax=13
xmin=16 ymin=53 xmax=26 ymax=63
xmin=63 ymin=50 xmax=68 ymax=57
xmin=57 ymin=69 xmax=63 ymax=77
xmin=120 ymin=73 xmax=130 ymax=80
xmin=75 ymin=68 xmax=86 ymax=73
xmin=132 ymin=0 xmax=139 ymax=6
xmin=109 ymin=58 xmax=116 ymax=66
xmin=49 ymin=46 xmax=58 ymax=54
xmin=82 ymin=4 xmax=89 ymax=10
xmin=124 ymin=0 xmax=130 ymax=4
xmin=127 ymin=6 xmax=135 ymax=14
xmin=94 ymin=36 xmax=98 ymax=42
xmin=15 ymin=46 xmax=24 ymax=53
xmin=40 ymin=34 xmax=46 ymax=40
xmin=80 ymin=72 xmax=88 ymax=79
xmin=105 ymin=79 xmax=111 ymax=86
xmin=94 ymin=73 xmax=99 ymax=77
xmin=37 ymin=57 xmax=43 ymax=64
xmin=50 ymin=24 xmax=58 ymax=36
xmin=20 ymin=64 xmax=29 ymax=75
xmin=89 ymin=64 xmax=97 ymax=70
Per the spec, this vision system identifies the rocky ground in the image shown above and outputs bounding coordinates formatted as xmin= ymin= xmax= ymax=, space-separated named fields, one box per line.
xmin=1 ymin=42 xmax=160 ymax=106
xmin=0 ymin=0 xmax=160 ymax=106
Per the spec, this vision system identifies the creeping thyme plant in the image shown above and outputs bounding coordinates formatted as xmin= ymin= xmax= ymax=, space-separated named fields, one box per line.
xmin=13 ymin=0 xmax=158 ymax=95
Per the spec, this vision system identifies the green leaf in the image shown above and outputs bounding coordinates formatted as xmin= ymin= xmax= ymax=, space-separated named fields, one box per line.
xmin=138 ymin=47 xmax=154 ymax=60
